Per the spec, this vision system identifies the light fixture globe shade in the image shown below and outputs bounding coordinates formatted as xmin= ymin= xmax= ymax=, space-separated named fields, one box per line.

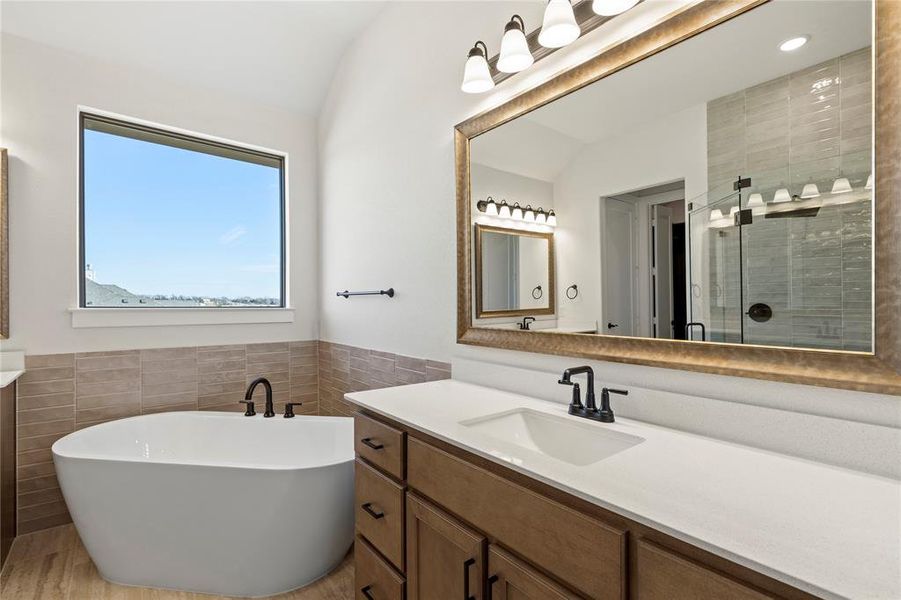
xmin=498 ymin=202 xmax=511 ymax=218
xmin=773 ymin=188 xmax=792 ymax=203
xmin=461 ymin=53 xmax=494 ymax=94
xmin=486 ymin=199 xmax=499 ymax=216
xmin=498 ymin=24 xmax=533 ymax=73
xmin=709 ymin=209 xmax=724 ymax=222
xmin=592 ymin=0 xmax=639 ymax=17
xmin=747 ymin=193 xmax=764 ymax=208
xmin=831 ymin=177 xmax=852 ymax=194
xmin=546 ymin=211 xmax=557 ymax=227
xmin=865 ymin=173 xmax=873 ymax=190
xmin=538 ymin=0 xmax=580 ymax=48
xmin=800 ymin=183 xmax=820 ymax=198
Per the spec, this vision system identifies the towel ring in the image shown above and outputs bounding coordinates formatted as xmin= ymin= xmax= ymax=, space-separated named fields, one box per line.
xmin=531 ymin=285 xmax=543 ymax=300
xmin=566 ymin=284 xmax=579 ymax=300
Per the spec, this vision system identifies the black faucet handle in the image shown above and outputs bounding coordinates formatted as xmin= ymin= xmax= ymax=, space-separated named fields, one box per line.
xmin=605 ymin=388 xmax=629 ymax=396
xmin=597 ymin=388 xmax=628 ymax=423
xmin=283 ymin=402 xmax=303 ymax=418
xmin=238 ymin=400 xmax=256 ymax=417
xmin=566 ymin=382 xmax=584 ymax=415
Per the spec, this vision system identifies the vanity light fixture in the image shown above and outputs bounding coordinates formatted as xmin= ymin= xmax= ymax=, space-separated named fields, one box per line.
xmin=485 ymin=197 xmax=499 ymax=216
xmin=511 ymin=202 xmax=524 ymax=220
xmin=539 ymin=0 xmax=581 ymax=49
xmin=536 ymin=209 xmax=548 ymax=224
xmin=546 ymin=210 xmax=558 ymax=227
xmin=498 ymin=200 xmax=512 ymax=218
xmin=865 ymin=173 xmax=873 ymax=190
xmin=524 ymin=205 xmax=536 ymax=222
xmin=772 ymin=187 xmax=792 ymax=203
xmin=592 ymin=0 xmax=640 ymax=17
xmin=498 ymin=15 xmax=534 ymax=73
xmin=461 ymin=41 xmax=494 ymax=94
xmin=831 ymin=176 xmax=852 ymax=194
xmin=800 ymin=182 xmax=821 ymax=199
xmin=779 ymin=35 xmax=810 ymax=52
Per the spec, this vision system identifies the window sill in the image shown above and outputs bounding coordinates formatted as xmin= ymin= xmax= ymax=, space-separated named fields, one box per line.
xmin=69 ymin=307 xmax=295 ymax=329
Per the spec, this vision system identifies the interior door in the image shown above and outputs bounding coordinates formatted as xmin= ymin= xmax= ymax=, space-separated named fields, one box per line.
xmin=487 ymin=545 xmax=578 ymax=600
xmin=652 ymin=204 xmax=674 ymax=339
xmin=406 ymin=493 xmax=486 ymax=600
xmin=602 ymin=198 xmax=637 ymax=335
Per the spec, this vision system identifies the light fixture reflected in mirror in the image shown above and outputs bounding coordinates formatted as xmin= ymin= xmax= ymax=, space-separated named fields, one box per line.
xmin=831 ymin=176 xmax=852 ymax=194
xmin=592 ymin=0 xmax=639 ymax=17
xmin=800 ymin=183 xmax=820 ymax=199
xmin=865 ymin=173 xmax=874 ymax=190
xmin=779 ymin=35 xmax=810 ymax=52
xmin=773 ymin=188 xmax=792 ymax=203
xmin=546 ymin=210 xmax=557 ymax=227
xmin=461 ymin=41 xmax=494 ymax=94
xmin=511 ymin=202 xmax=524 ymax=220
xmin=539 ymin=0 xmax=580 ymax=49
xmin=498 ymin=15 xmax=533 ymax=73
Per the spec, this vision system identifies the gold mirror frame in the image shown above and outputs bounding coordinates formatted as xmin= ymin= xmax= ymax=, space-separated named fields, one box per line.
xmin=474 ymin=224 xmax=556 ymax=319
xmin=456 ymin=0 xmax=901 ymax=395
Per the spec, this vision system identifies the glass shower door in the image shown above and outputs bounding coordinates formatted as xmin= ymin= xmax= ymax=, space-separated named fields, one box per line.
xmin=687 ymin=189 xmax=743 ymax=343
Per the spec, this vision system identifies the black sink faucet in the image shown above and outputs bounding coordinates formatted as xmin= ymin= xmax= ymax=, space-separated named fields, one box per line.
xmin=558 ymin=366 xmax=596 ymax=415
xmin=598 ymin=388 xmax=629 ymax=422
xmin=558 ymin=366 xmax=628 ymax=422
xmin=518 ymin=316 xmax=536 ymax=330
xmin=244 ymin=377 xmax=275 ymax=418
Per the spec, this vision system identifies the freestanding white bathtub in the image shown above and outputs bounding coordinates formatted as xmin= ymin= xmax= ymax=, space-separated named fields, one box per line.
xmin=52 ymin=412 xmax=354 ymax=598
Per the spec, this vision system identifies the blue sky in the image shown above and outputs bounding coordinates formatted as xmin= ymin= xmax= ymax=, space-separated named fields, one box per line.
xmin=83 ymin=129 xmax=282 ymax=299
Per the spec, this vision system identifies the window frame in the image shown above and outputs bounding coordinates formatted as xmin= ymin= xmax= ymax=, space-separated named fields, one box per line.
xmin=77 ymin=110 xmax=288 ymax=311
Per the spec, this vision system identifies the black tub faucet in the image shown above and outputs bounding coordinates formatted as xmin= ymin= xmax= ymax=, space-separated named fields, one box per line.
xmin=244 ymin=377 xmax=275 ymax=418
xmin=518 ymin=317 xmax=536 ymax=330
xmin=558 ymin=366 xmax=596 ymax=416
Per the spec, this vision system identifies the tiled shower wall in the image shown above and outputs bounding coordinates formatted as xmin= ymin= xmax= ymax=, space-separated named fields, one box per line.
xmin=14 ymin=340 xmax=449 ymax=534
xmin=704 ymin=47 xmax=872 ymax=350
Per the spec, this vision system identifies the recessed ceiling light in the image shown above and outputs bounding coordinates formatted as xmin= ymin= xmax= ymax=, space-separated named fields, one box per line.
xmin=779 ymin=35 xmax=810 ymax=52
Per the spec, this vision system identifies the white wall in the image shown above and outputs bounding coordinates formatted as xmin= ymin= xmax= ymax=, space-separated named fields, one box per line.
xmin=0 ymin=34 xmax=319 ymax=354
xmin=552 ymin=105 xmax=705 ymax=332
xmin=317 ymin=0 xmax=900 ymax=472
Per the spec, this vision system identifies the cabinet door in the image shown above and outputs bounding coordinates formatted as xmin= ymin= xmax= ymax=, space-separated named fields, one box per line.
xmin=406 ymin=493 xmax=486 ymax=600
xmin=488 ymin=545 xmax=580 ymax=600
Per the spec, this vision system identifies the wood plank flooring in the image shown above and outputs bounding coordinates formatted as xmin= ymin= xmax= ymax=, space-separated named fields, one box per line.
xmin=0 ymin=525 xmax=354 ymax=599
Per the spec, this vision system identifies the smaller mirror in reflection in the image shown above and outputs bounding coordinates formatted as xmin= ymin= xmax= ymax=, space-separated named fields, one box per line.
xmin=475 ymin=224 xmax=555 ymax=318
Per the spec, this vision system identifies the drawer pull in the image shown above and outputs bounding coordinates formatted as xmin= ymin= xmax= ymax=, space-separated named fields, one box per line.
xmin=487 ymin=574 xmax=498 ymax=600
xmin=361 ymin=585 xmax=376 ymax=600
xmin=361 ymin=437 xmax=385 ymax=450
xmin=464 ymin=558 xmax=477 ymax=600
xmin=361 ymin=502 xmax=385 ymax=520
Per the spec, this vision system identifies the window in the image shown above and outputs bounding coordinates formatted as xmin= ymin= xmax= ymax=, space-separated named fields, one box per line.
xmin=79 ymin=113 xmax=285 ymax=309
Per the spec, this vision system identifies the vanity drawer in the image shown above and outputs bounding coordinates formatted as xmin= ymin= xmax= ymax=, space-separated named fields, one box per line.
xmin=355 ymin=413 xmax=405 ymax=480
xmin=636 ymin=540 xmax=774 ymax=600
xmin=355 ymin=459 xmax=405 ymax=571
xmin=407 ymin=437 xmax=625 ymax=600
xmin=355 ymin=535 xmax=405 ymax=600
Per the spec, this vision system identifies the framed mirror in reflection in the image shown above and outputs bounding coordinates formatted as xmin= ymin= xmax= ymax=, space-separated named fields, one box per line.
xmin=475 ymin=224 xmax=555 ymax=319
xmin=469 ymin=0 xmax=873 ymax=353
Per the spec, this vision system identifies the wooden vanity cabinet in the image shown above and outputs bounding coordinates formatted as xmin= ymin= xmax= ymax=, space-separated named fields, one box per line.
xmin=353 ymin=411 xmax=813 ymax=600
xmin=406 ymin=493 xmax=486 ymax=600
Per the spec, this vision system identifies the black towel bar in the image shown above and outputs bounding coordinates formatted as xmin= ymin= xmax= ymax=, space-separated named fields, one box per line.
xmin=337 ymin=288 xmax=395 ymax=298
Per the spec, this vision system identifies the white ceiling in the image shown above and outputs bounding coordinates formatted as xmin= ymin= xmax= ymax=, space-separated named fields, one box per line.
xmin=0 ymin=1 xmax=387 ymax=115
xmin=473 ymin=0 xmax=871 ymax=180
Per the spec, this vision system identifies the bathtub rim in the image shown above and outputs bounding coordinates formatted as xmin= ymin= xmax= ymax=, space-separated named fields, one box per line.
xmin=51 ymin=411 xmax=354 ymax=472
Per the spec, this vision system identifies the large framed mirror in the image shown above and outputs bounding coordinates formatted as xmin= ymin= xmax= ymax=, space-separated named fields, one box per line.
xmin=456 ymin=0 xmax=901 ymax=394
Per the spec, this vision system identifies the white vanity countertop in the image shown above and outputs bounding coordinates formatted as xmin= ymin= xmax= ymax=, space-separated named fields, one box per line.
xmin=0 ymin=370 xmax=24 ymax=388
xmin=346 ymin=380 xmax=901 ymax=600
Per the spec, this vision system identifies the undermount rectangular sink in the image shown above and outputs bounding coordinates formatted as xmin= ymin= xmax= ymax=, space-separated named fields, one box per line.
xmin=460 ymin=409 xmax=643 ymax=466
